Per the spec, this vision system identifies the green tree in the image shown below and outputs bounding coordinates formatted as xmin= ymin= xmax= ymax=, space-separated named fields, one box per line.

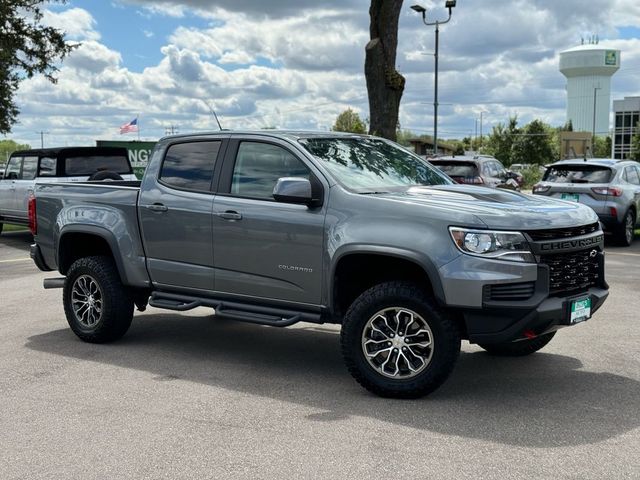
xmin=511 ymin=120 xmax=556 ymax=165
xmin=0 ymin=139 xmax=30 ymax=164
xmin=332 ymin=108 xmax=367 ymax=134
xmin=631 ymin=122 xmax=640 ymax=161
xmin=484 ymin=116 xmax=519 ymax=165
xmin=592 ymin=136 xmax=612 ymax=158
xmin=1 ymin=1 xmax=76 ymax=134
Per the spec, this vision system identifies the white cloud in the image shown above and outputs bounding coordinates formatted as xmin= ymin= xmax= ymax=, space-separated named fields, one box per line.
xmin=42 ymin=7 xmax=100 ymax=41
xmin=9 ymin=0 xmax=640 ymax=147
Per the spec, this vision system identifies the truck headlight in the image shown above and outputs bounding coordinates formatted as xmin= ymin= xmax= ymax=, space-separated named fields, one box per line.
xmin=449 ymin=227 xmax=534 ymax=263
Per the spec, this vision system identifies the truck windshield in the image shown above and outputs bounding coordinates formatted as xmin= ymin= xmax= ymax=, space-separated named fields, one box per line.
xmin=64 ymin=155 xmax=132 ymax=176
xmin=299 ymin=137 xmax=451 ymax=193
xmin=543 ymin=165 xmax=612 ymax=184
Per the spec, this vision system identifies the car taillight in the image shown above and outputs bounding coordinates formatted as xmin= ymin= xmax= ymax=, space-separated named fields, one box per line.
xmin=532 ymin=184 xmax=550 ymax=194
xmin=591 ymin=186 xmax=622 ymax=197
xmin=28 ymin=195 xmax=37 ymax=235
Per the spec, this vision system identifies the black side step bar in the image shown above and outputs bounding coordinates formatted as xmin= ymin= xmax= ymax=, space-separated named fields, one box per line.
xmin=43 ymin=278 xmax=66 ymax=289
xmin=148 ymin=291 xmax=322 ymax=327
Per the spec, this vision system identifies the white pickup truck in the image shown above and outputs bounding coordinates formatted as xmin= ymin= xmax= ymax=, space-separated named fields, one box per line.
xmin=0 ymin=147 xmax=137 ymax=234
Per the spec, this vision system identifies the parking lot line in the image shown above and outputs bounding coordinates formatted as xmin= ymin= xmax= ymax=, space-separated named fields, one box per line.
xmin=0 ymin=258 xmax=30 ymax=264
xmin=607 ymin=251 xmax=640 ymax=258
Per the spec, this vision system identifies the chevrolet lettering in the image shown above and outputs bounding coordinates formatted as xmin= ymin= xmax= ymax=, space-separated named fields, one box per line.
xmin=538 ymin=234 xmax=605 ymax=252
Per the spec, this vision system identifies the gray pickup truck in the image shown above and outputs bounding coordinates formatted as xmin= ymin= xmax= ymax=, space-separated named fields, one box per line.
xmin=30 ymin=131 xmax=609 ymax=398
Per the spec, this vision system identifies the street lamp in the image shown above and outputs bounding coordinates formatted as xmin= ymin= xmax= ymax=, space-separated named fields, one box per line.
xmin=412 ymin=1 xmax=456 ymax=155
xmin=592 ymin=85 xmax=602 ymax=140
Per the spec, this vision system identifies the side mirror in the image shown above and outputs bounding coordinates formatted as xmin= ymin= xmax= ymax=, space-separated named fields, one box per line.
xmin=273 ymin=177 xmax=320 ymax=207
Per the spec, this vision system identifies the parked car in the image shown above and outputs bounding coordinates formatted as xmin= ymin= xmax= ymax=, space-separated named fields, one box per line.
xmin=533 ymin=159 xmax=640 ymax=246
xmin=430 ymin=155 xmax=521 ymax=190
xmin=30 ymin=131 xmax=608 ymax=398
xmin=0 ymin=147 xmax=137 ymax=234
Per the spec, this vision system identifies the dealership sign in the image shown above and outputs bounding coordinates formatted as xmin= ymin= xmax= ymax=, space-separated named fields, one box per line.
xmin=96 ymin=140 xmax=157 ymax=178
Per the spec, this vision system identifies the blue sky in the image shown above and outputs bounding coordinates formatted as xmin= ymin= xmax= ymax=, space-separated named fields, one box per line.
xmin=7 ymin=0 xmax=640 ymax=147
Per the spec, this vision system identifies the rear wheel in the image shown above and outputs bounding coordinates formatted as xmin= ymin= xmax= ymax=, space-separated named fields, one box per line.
xmin=614 ymin=209 xmax=636 ymax=247
xmin=341 ymin=281 xmax=461 ymax=399
xmin=63 ymin=256 xmax=134 ymax=343
xmin=478 ymin=332 xmax=556 ymax=357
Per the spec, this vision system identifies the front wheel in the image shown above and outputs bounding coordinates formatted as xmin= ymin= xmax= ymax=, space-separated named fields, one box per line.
xmin=478 ymin=331 xmax=556 ymax=357
xmin=63 ymin=256 xmax=134 ymax=343
xmin=341 ymin=282 xmax=461 ymax=399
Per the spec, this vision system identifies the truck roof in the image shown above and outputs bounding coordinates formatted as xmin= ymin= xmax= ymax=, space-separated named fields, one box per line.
xmin=11 ymin=146 xmax=128 ymax=158
xmin=159 ymin=130 xmax=373 ymax=142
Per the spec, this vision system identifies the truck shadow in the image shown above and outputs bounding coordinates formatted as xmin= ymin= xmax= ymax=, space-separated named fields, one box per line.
xmin=26 ymin=312 xmax=640 ymax=448
xmin=0 ymin=230 xmax=33 ymax=247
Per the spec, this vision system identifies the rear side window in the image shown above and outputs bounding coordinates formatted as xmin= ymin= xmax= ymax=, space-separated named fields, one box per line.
xmin=38 ymin=157 xmax=57 ymax=177
xmin=65 ymin=155 xmax=132 ymax=176
xmin=160 ymin=141 xmax=221 ymax=191
xmin=543 ymin=166 xmax=612 ymax=184
xmin=431 ymin=162 xmax=478 ymax=178
xmin=22 ymin=156 xmax=38 ymax=180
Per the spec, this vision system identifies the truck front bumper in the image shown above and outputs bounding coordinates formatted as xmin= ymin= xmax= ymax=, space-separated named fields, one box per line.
xmin=462 ymin=287 xmax=609 ymax=344
xmin=439 ymin=250 xmax=609 ymax=344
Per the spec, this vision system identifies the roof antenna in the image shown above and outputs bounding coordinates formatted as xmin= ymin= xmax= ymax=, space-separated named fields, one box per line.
xmin=203 ymin=100 xmax=224 ymax=130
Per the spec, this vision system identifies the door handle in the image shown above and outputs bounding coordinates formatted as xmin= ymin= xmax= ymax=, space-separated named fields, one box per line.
xmin=217 ymin=211 xmax=242 ymax=221
xmin=145 ymin=203 xmax=168 ymax=213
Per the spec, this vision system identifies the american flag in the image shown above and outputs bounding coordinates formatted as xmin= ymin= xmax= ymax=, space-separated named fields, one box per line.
xmin=120 ymin=118 xmax=138 ymax=134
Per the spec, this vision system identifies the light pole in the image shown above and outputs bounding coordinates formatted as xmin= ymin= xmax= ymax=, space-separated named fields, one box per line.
xmin=411 ymin=1 xmax=457 ymax=156
xmin=479 ymin=110 xmax=488 ymax=151
xmin=592 ymin=85 xmax=602 ymax=140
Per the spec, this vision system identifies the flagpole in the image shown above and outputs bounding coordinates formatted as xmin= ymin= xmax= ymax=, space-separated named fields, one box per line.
xmin=137 ymin=114 xmax=140 ymax=141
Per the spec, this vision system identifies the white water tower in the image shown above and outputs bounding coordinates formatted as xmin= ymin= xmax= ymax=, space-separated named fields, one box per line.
xmin=559 ymin=40 xmax=620 ymax=136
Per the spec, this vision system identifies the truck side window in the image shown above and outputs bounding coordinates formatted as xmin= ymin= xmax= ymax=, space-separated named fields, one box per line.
xmin=231 ymin=142 xmax=310 ymax=200
xmin=5 ymin=156 xmax=23 ymax=180
xmin=22 ymin=157 xmax=38 ymax=180
xmin=160 ymin=141 xmax=221 ymax=192
xmin=39 ymin=157 xmax=57 ymax=177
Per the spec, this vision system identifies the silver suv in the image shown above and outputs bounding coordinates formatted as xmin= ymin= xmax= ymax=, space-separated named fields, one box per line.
xmin=533 ymin=159 xmax=640 ymax=246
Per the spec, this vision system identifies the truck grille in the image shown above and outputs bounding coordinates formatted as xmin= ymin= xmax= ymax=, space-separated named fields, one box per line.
xmin=526 ymin=222 xmax=599 ymax=241
xmin=540 ymin=249 xmax=600 ymax=296
xmin=484 ymin=282 xmax=536 ymax=302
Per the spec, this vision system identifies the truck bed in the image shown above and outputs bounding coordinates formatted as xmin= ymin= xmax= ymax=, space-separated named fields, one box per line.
xmin=34 ymin=181 xmax=150 ymax=287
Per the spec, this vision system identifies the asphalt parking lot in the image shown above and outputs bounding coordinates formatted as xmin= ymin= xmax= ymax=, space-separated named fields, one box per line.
xmin=1 ymin=230 xmax=639 ymax=479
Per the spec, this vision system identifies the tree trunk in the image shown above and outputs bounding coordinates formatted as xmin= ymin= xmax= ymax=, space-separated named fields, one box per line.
xmin=365 ymin=0 xmax=405 ymax=142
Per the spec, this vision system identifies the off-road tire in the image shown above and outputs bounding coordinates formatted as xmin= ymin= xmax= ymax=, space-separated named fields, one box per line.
xmin=63 ymin=256 xmax=134 ymax=343
xmin=478 ymin=331 xmax=556 ymax=357
xmin=341 ymin=281 xmax=461 ymax=399
xmin=614 ymin=209 xmax=636 ymax=247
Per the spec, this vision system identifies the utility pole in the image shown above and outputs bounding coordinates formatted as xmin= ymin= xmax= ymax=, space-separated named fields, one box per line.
xmin=165 ymin=125 xmax=179 ymax=136
xmin=36 ymin=131 xmax=49 ymax=148
xmin=411 ymin=1 xmax=457 ymax=156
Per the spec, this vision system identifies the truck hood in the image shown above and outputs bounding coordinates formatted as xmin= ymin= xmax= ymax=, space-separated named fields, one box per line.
xmin=377 ymin=185 xmax=599 ymax=230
